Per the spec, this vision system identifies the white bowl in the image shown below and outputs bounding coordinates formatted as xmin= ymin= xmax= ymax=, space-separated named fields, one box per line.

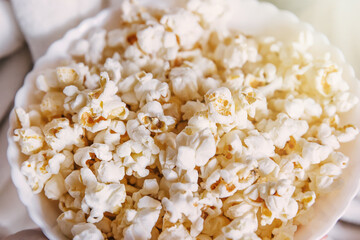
xmin=7 ymin=0 xmax=360 ymax=239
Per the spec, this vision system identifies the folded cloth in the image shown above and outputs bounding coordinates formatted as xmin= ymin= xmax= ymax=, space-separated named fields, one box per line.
xmin=0 ymin=0 xmax=24 ymax=59
xmin=3 ymin=229 xmax=47 ymax=240
xmin=11 ymin=0 xmax=106 ymax=60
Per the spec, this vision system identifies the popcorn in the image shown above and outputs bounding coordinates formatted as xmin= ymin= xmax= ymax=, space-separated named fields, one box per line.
xmin=158 ymin=224 xmax=192 ymax=240
xmin=74 ymin=143 xmax=112 ymax=168
xmin=205 ymin=87 xmax=235 ymax=124
xmin=21 ymin=150 xmax=65 ymax=193
xmin=40 ymin=92 xmax=66 ymax=119
xmin=44 ymin=174 xmax=67 ymax=200
xmin=56 ymin=67 xmax=81 ymax=87
xmin=13 ymin=0 xmax=359 ymax=239
xmin=13 ymin=126 xmax=44 ymax=155
xmin=43 ymin=118 xmax=85 ymax=152
xmin=115 ymin=139 xmax=154 ymax=178
xmin=94 ymin=160 xmax=125 ymax=183
xmin=57 ymin=210 xmax=86 ymax=238
xmin=93 ymin=120 xmax=126 ymax=150
xmin=72 ymin=223 xmax=104 ymax=240
xmin=81 ymin=168 xmax=126 ymax=223
xmin=218 ymin=211 xmax=260 ymax=240
xmin=123 ymin=196 xmax=162 ymax=240
xmin=138 ymin=101 xmax=176 ymax=133
xmin=213 ymin=34 xmax=258 ymax=69
xmin=257 ymin=113 xmax=309 ymax=148
xmin=176 ymin=128 xmax=216 ymax=170
xmin=137 ymin=24 xmax=165 ymax=55
xmin=133 ymin=72 xmax=171 ymax=106
xmin=160 ymin=9 xmax=203 ymax=50
xmin=13 ymin=108 xmax=44 ymax=155
xmin=233 ymin=87 xmax=268 ymax=120
xmin=169 ymin=67 xmax=200 ymax=101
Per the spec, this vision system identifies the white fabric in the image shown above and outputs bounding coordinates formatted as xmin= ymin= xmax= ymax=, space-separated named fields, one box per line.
xmin=11 ymin=0 xmax=105 ymax=60
xmin=0 ymin=0 xmax=359 ymax=239
xmin=0 ymin=0 xmax=23 ymax=58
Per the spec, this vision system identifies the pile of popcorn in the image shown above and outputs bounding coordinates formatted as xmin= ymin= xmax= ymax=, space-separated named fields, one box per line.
xmin=12 ymin=0 xmax=359 ymax=239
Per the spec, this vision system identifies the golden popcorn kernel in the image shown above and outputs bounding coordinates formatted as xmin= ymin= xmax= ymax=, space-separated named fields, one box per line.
xmin=262 ymin=205 xmax=272 ymax=218
xmin=245 ymin=92 xmax=257 ymax=104
xmin=210 ymin=178 xmax=222 ymax=190
xmin=127 ymin=33 xmax=138 ymax=45
xmin=302 ymin=196 xmax=313 ymax=204
xmin=225 ymin=183 xmax=236 ymax=192
xmin=89 ymin=89 xmax=103 ymax=99
xmin=81 ymin=112 xmax=106 ymax=127
xmin=56 ymin=68 xmax=79 ymax=85
xmin=250 ymin=79 xmax=265 ymax=88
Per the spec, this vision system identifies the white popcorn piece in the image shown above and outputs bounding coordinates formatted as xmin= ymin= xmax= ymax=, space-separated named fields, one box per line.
xmin=213 ymin=34 xmax=258 ymax=69
xmin=301 ymin=139 xmax=332 ymax=164
xmin=64 ymin=170 xmax=85 ymax=200
xmin=56 ymin=67 xmax=81 ymax=87
xmin=115 ymin=139 xmax=154 ymax=178
xmin=335 ymin=124 xmax=359 ymax=143
xmin=44 ymin=174 xmax=67 ymax=200
xmin=13 ymin=108 xmax=45 ymax=155
xmin=13 ymin=127 xmax=44 ymax=155
xmin=134 ymin=71 xmax=171 ymax=106
xmin=256 ymin=180 xmax=298 ymax=226
xmin=176 ymin=128 xmax=216 ymax=170
xmin=74 ymin=143 xmax=112 ymax=168
xmin=69 ymin=39 xmax=90 ymax=57
xmin=203 ymin=159 xmax=258 ymax=198
xmin=186 ymin=0 xmax=227 ymax=25
xmin=40 ymin=91 xmax=66 ymax=118
xmin=126 ymin=119 xmax=159 ymax=154
xmin=78 ymin=106 xmax=111 ymax=133
xmin=243 ymin=130 xmax=275 ymax=160
xmin=137 ymin=24 xmax=165 ymax=55
xmin=138 ymin=101 xmax=176 ymax=133
xmin=95 ymin=160 xmax=125 ymax=183
xmin=158 ymin=224 xmax=192 ymax=240
xmin=181 ymin=100 xmax=207 ymax=120
xmin=123 ymin=196 xmax=162 ymax=240
xmin=160 ymin=9 xmax=203 ymax=50
xmin=219 ymin=211 xmax=260 ymax=240
xmin=43 ymin=118 xmax=85 ymax=152
xmin=257 ymin=113 xmax=309 ymax=148
xmin=103 ymin=56 xmax=122 ymax=84
xmin=57 ymin=210 xmax=86 ymax=238
xmin=93 ymin=120 xmax=126 ymax=150
xmin=21 ymin=151 xmax=65 ymax=193
xmin=333 ymin=91 xmax=359 ymax=113
xmin=217 ymin=129 xmax=244 ymax=154
xmin=205 ymin=87 xmax=235 ymax=125
xmin=36 ymin=69 xmax=60 ymax=92
xmin=72 ymin=223 xmax=104 ymax=240
xmin=162 ymin=182 xmax=202 ymax=232
xmin=169 ymin=67 xmax=201 ymax=101
xmin=233 ymin=87 xmax=268 ymax=120
xmin=81 ymin=168 xmax=126 ymax=223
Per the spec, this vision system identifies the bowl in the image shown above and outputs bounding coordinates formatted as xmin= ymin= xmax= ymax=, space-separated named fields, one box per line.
xmin=7 ymin=0 xmax=360 ymax=239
